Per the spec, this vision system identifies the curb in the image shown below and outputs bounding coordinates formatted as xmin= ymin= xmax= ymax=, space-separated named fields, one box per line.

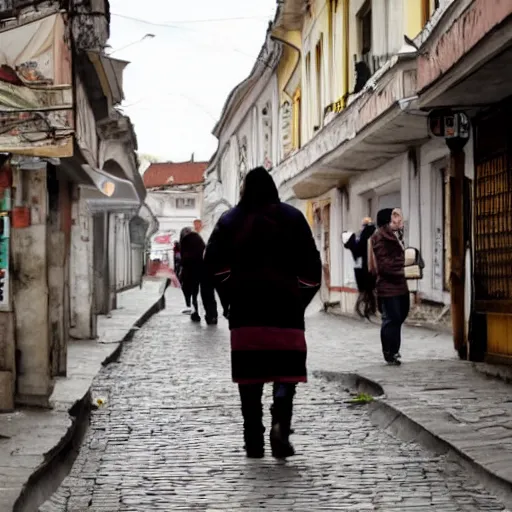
xmin=324 ymin=308 xmax=452 ymax=335
xmin=14 ymin=278 xmax=171 ymax=512
xmin=315 ymin=370 xmax=512 ymax=509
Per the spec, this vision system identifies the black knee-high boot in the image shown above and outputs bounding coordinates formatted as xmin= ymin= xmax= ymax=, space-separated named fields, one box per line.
xmin=270 ymin=384 xmax=296 ymax=458
xmin=239 ymin=384 xmax=265 ymax=458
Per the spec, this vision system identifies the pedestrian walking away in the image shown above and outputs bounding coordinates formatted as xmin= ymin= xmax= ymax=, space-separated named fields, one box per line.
xmin=369 ymin=207 xmax=410 ymax=365
xmin=204 ymin=166 xmax=322 ymax=459
xmin=180 ymin=227 xmax=219 ymax=324
xmin=343 ymin=217 xmax=377 ymax=319
xmin=180 ymin=227 xmax=204 ymax=322
xmin=173 ymin=240 xmax=187 ymax=305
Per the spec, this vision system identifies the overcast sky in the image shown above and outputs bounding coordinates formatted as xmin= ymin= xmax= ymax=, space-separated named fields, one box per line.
xmin=107 ymin=0 xmax=276 ymax=163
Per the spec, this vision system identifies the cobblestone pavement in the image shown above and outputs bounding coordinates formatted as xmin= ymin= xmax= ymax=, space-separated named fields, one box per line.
xmin=41 ymin=290 xmax=507 ymax=511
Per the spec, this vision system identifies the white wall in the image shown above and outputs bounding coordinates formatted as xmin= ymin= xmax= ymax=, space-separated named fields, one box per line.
xmin=147 ymin=188 xmax=203 ymax=260
xmin=70 ymin=193 xmax=95 ymax=339
xmin=408 ymin=134 xmax=474 ymax=305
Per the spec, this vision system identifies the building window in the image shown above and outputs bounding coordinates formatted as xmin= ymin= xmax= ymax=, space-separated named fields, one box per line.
xmin=354 ymin=1 xmax=373 ymax=92
xmin=176 ymin=197 xmax=196 ymax=209
xmin=315 ymin=36 xmax=324 ymax=129
xmin=305 ymin=52 xmax=311 ymax=138
xmin=367 ymin=197 xmax=373 ymax=218
xmin=292 ymin=88 xmax=301 ymax=149
xmin=422 ymin=0 xmax=440 ymax=25
xmin=359 ymin=1 xmax=372 ymax=58
xmin=328 ymin=0 xmax=337 ymax=101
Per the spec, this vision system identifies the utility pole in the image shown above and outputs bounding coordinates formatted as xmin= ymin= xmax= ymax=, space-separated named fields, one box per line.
xmin=428 ymin=110 xmax=471 ymax=359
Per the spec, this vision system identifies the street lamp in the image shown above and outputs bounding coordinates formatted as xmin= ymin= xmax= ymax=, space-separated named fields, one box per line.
xmin=108 ymin=34 xmax=156 ymax=55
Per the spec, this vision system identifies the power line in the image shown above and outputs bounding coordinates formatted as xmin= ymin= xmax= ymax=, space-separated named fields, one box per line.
xmin=111 ymin=13 xmax=273 ymax=26
xmin=109 ymin=13 xmax=273 ymax=69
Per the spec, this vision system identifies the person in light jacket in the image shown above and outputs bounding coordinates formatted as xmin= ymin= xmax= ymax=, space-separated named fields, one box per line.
xmin=204 ymin=167 xmax=322 ymax=459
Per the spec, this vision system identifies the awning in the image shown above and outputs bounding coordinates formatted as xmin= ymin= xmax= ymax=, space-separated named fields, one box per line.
xmin=87 ymin=52 xmax=129 ymax=105
xmin=136 ymin=202 xmax=159 ymax=242
xmin=272 ymin=57 xmax=428 ymax=199
xmin=80 ymin=163 xmax=142 ymax=213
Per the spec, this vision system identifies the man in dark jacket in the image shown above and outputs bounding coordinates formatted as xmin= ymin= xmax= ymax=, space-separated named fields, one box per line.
xmin=204 ymin=167 xmax=321 ymax=459
xmin=369 ymin=208 xmax=409 ymax=365
xmin=180 ymin=227 xmax=203 ymax=322
xmin=180 ymin=227 xmax=219 ymax=324
xmin=343 ymin=217 xmax=376 ymax=318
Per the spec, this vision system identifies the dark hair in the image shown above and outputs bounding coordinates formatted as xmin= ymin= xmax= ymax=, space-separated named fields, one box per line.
xmin=180 ymin=227 xmax=192 ymax=241
xmin=376 ymin=208 xmax=393 ymax=228
xmin=239 ymin=167 xmax=279 ymax=210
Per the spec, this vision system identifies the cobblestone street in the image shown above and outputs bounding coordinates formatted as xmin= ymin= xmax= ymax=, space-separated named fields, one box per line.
xmin=41 ymin=289 xmax=508 ymax=511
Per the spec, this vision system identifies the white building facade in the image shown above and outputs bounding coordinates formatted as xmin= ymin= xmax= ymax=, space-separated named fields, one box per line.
xmin=143 ymin=161 xmax=206 ymax=270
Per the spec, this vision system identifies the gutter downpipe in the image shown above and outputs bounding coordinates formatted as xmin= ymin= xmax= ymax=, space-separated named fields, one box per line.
xmin=269 ymin=31 xmax=302 ymax=95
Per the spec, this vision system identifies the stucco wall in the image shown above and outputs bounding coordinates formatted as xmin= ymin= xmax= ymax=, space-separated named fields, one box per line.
xmin=0 ymin=313 xmax=15 ymax=410
xmin=70 ymin=193 xmax=95 ymax=340
xmin=147 ymin=188 xmax=203 ymax=258
xmin=11 ymin=167 xmax=52 ymax=406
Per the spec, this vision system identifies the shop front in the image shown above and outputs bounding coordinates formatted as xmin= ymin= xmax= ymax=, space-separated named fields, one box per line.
xmin=473 ymin=100 xmax=512 ymax=363
xmin=417 ymin=0 xmax=512 ymax=361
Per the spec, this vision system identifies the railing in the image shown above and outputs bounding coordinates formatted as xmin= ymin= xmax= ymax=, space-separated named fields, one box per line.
xmin=361 ymin=51 xmax=392 ymax=75
xmin=353 ymin=51 xmax=393 ymax=93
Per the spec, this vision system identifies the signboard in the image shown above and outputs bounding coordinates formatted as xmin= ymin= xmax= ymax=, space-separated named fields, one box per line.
xmin=324 ymin=97 xmax=345 ymax=116
xmin=154 ymin=233 xmax=172 ymax=245
xmin=0 ymin=161 xmax=11 ymax=211
xmin=428 ymin=110 xmax=470 ymax=140
xmin=0 ymin=216 xmax=9 ymax=310
xmin=0 ymin=14 xmax=74 ymax=157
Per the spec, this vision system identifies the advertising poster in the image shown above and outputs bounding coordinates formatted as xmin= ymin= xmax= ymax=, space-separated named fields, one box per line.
xmin=0 ymin=216 xmax=9 ymax=310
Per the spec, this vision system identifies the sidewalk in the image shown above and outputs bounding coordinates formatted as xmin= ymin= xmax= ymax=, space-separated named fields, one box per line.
xmin=338 ymin=359 xmax=512 ymax=502
xmin=0 ymin=279 xmax=166 ymax=512
xmin=302 ymin=310 xmax=512 ymax=504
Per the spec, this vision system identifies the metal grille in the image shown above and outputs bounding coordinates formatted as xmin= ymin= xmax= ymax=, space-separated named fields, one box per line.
xmin=474 ymin=106 xmax=512 ymax=303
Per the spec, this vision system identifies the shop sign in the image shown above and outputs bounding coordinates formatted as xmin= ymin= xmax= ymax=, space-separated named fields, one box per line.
xmin=0 ymin=216 xmax=10 ymax=310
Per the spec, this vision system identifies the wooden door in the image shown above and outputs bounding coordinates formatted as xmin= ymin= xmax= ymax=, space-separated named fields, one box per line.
xmin=474 ymin=101 xmax=512 ymax=362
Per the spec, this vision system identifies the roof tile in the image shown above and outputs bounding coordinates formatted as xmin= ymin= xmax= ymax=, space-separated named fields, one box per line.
xmin=143 ymin=161 xmax=207 ymax=188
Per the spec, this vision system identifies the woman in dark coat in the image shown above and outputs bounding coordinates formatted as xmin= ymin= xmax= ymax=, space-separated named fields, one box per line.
xmin=204 ymin=167 xmax=321 ymax=459
xmin=369 ymin=208 xmax=409 ymax=365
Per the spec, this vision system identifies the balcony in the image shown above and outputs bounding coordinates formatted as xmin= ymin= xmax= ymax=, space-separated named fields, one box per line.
xmin=272 ymin=53 xmax=427 ymax=200
xmin=353 ymin=52 xmax=393 ymax=93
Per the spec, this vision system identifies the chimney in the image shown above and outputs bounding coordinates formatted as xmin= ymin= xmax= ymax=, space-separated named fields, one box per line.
xmin=191 ymin=153 xmax=195 ymax=162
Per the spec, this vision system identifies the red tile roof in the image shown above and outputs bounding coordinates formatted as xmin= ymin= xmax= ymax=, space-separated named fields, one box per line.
xmin=143 ymin=161 xmax=207 ymax=188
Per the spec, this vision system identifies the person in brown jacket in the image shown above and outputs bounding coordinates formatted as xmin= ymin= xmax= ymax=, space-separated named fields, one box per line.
xmin=369 ymin=208 xmax=409 ymax=365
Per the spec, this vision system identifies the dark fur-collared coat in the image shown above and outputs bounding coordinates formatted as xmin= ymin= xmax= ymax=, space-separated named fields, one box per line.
xmin=204 ymin=201 xmax=321 ymax=384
